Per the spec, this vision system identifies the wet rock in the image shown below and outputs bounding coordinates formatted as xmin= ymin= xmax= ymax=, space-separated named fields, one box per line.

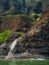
xmin=7 ymin=33 xmax=20 ymax=43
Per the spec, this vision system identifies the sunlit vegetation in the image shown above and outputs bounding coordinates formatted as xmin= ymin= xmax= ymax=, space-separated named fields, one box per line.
xmin=16 ymin=32 xmax=24 ymax=35
xmin=0 ymin=30 xmax=12 ymax=43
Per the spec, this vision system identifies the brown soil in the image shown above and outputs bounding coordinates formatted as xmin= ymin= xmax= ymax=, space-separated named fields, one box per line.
xmin=0 ymin=15 xmax=33 ymax=33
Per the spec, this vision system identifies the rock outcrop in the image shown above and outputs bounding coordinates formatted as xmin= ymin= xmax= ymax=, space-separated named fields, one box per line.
xmin=0 ymin=10 xmax=49 ymax=59
xmin=13 ymin=10 xmax=49 ymax=58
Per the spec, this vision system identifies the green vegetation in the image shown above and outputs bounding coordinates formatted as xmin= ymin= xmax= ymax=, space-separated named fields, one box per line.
xmin=0 ymin=30 xmax=12 ymax=43
xmin=0 ymin=60 xmax=49 ymax=65
xmin=0 ymin=14 xmax=32 ymax=20
xmin=31 ymin=13 xmax=41 ymax=17
xmin=30 ymin=13 xmax=41 ymax=25
xmin=30 ymin=13 xmax=41 ymax=20
xmin=16 ymin=32 xmax=24 ymax=35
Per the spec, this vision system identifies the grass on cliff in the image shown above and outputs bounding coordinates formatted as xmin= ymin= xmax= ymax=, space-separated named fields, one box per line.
xmin=0 ymin=30 xmax=12 ymax=43
xmin=0 ymin=60 xmax=49 ymax=65
xmin=0 ymin=30 xmax=25 ymax=43
xmin=16 ymin=32 xmax=24 ymax=35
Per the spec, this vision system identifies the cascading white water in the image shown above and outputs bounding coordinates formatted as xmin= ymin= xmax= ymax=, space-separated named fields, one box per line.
xmin=10 ymin=39 xmax=18 ymax=51
xmin=6 ymin=39 xmax=18 ymax=59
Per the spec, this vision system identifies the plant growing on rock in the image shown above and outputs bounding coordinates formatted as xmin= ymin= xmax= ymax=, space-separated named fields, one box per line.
xmin=0 ymin=30 xmax=12 ymax=43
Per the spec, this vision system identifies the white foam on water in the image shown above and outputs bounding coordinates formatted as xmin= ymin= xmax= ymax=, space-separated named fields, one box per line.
xmin=6 ymin=39 xmax=18 ymax=59
xmin=10 ymin=39 xmax=18 ymax=51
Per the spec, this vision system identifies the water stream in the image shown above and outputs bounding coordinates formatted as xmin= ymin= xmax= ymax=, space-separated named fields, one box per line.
xmin=6 ymin=39 xmax=18 ymax=59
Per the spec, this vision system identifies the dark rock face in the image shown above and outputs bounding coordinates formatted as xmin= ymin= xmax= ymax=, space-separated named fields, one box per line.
xmin=6 ymin=33 xmax=20 ymax=43
xmin=0 ymin=21 xmax=49 ymax=59
xmin=0 ymin=44 xmax=10 ymax=56
xmin=0 ymin=11 xmax=49 ymax=59
xmin=13 ymin=14 xmax=49 ymax=57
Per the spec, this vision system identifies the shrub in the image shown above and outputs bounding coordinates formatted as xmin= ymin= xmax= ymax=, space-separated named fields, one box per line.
xmin=0 ymin=30 xmax=12 ymax=43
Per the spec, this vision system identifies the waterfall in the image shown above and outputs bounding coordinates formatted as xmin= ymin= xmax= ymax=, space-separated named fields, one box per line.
xmin=6 ymin=39 xmax=18 ymax=59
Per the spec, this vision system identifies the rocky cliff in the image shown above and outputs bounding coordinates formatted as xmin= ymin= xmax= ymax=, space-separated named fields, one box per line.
xmin=13 ymin=10 xmax=49 ymax=57
xmin=0 ymin=10 xmax=49 ymax=59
